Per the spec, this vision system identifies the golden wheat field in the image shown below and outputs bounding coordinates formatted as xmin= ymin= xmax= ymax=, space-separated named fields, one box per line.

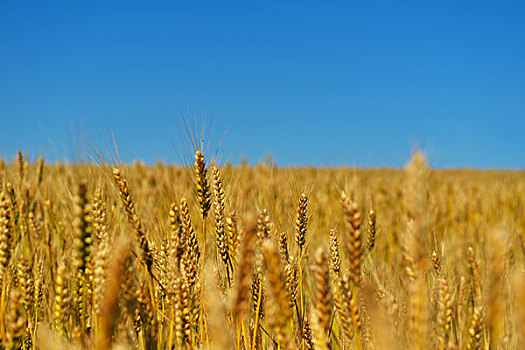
xmin=0 ymin=150 xmax=524 ymax=350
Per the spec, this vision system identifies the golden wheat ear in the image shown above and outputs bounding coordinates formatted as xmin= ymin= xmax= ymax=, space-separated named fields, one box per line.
xmin=341 ymin=191 xmax=363 ymax=285
xmin=7 ymin=287 xmax=27 ymax=349
xmin=225 ymin=211 xmax=240 ymax=268
xmin=194 ymin=150 xmax=212 ymax=220
xmin=231 ymin=218 xmax=256 ymax=322
xmin=53 ymin=261 xmax=70 ymax=336
xmin=112 ymin=168 xmax=153 ymax=273
xmin=329 ymin=228 xmax=341 ymax=275
xmin=212 ymin=166 xmax=232 ymax=282
xmin=312 ymin=247 xmax=332 ymax=350
xmin=95 ymin=239 xmax=131 ymax=350
xmin=0 ymin=192 xmax=13 ymax=279
xmin=295 ymin=192 xmax=308 ymax=253
xmin=366 ymin=209 xmax=376 ymax=252
xmin=262 ymin=238 xmax=295 ymax=350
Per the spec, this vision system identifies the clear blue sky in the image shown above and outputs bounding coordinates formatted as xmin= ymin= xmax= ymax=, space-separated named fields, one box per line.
xmin=1 ymin=1 xmax=524 ymax=168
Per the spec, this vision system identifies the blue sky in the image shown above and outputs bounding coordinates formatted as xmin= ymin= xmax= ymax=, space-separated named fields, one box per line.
xmin=1 ymin=1 xmax=524 ymax=168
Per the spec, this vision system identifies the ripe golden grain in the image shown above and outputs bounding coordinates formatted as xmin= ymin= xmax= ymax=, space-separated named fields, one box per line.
xmin=0 ymin=151 xmax=521 ymax=350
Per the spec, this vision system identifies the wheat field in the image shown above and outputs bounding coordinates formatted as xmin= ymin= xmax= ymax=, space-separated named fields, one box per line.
xmin=0 ymin=150 xmax=523 ymax=349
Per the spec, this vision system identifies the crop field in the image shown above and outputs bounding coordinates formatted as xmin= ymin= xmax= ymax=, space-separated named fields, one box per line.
xmin=0 ymin=150 xmax=524 ymax=349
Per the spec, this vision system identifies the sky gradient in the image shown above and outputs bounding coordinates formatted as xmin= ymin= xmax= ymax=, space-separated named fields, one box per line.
xmin=1 ymin=1 xmax=524 ymax=168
